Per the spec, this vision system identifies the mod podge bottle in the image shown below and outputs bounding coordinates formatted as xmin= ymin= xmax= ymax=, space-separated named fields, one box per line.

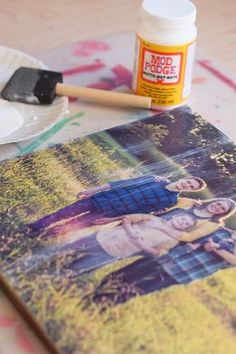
xmin=132 ymin=0 xmax=197 ymax=110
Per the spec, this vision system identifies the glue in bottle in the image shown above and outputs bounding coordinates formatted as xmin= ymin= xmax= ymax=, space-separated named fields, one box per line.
xmin=132 ymin=0 xmax=197 ymax=110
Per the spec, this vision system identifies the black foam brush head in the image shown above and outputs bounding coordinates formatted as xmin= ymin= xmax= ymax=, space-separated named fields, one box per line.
xmin=1 ymin=67 xmax=63 ymax=104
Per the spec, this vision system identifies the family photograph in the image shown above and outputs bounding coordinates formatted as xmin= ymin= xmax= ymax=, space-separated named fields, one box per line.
xmin=0 ymin=106 xmax=236 ymax=354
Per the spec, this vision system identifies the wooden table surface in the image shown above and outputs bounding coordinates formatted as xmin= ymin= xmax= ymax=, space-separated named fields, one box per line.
xmin=0 ymin=0 xmax=236 ymax=72
xmin=0 ymin=0 xmax=235 ymax=353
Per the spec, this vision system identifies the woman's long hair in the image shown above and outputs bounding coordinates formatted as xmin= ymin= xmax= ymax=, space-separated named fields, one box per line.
xmin=195 ymin=198 xmax=236 ymax=223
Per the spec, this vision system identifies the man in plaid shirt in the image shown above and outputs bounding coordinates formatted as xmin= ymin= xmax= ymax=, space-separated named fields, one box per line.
xmin=93 ymin=228 xmax=236 ymax=305
xmin=28 ymin=174 xmax=205 ymax=233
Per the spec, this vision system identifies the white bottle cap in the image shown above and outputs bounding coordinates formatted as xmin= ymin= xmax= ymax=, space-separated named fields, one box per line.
xmin=141 ymin=0 xmax=197 ymax=29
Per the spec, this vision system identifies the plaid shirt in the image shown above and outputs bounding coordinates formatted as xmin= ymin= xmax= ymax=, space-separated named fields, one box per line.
xmin=157 ymin=228 xmax=232 ymax=284
xmin=91 ymin=175 xmax=179 ymax=217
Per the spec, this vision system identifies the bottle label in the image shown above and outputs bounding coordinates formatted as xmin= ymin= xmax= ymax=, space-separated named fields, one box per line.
xmin=132 ymin=35 xmax=196 ymax=108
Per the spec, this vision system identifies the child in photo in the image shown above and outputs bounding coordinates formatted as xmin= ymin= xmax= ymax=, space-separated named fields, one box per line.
xmin=20 ymin=212 xmax=198 ymax=275
xmin=56 ymin=211 xmax=198 ymax=273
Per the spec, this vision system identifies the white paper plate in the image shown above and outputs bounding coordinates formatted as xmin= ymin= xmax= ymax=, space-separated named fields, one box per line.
xmin=0 ymin=46 xmax=68 ymax=144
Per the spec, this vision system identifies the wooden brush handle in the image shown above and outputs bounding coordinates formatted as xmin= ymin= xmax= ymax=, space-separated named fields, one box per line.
xmin=55 ymin=83 xmax=152 ymax=109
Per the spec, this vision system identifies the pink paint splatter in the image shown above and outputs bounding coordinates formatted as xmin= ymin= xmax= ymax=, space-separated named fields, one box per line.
xmin=87 ymin=65 xmax=132 ymax=90
xmin=0 ymin=315 xmax=15 ymax=327
xmin=192 ymin=76 xmax=207 ymax=84
xmin=66 ymin=64 xmax=133 ymax=103
xmin=73 ymin=40 xmax=110 ymax=57
xmin=112 ymin=65 xmax=133 ymax=88
xmin=62 ymin=62 xmax=105 ymax=76
xmin=15 ymin=325 xmax=37 ymax=354
xmin=197 ymin=60 xmax=236 ymax=91
xmin=0 ymin=315 xmax=37 ymax=354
